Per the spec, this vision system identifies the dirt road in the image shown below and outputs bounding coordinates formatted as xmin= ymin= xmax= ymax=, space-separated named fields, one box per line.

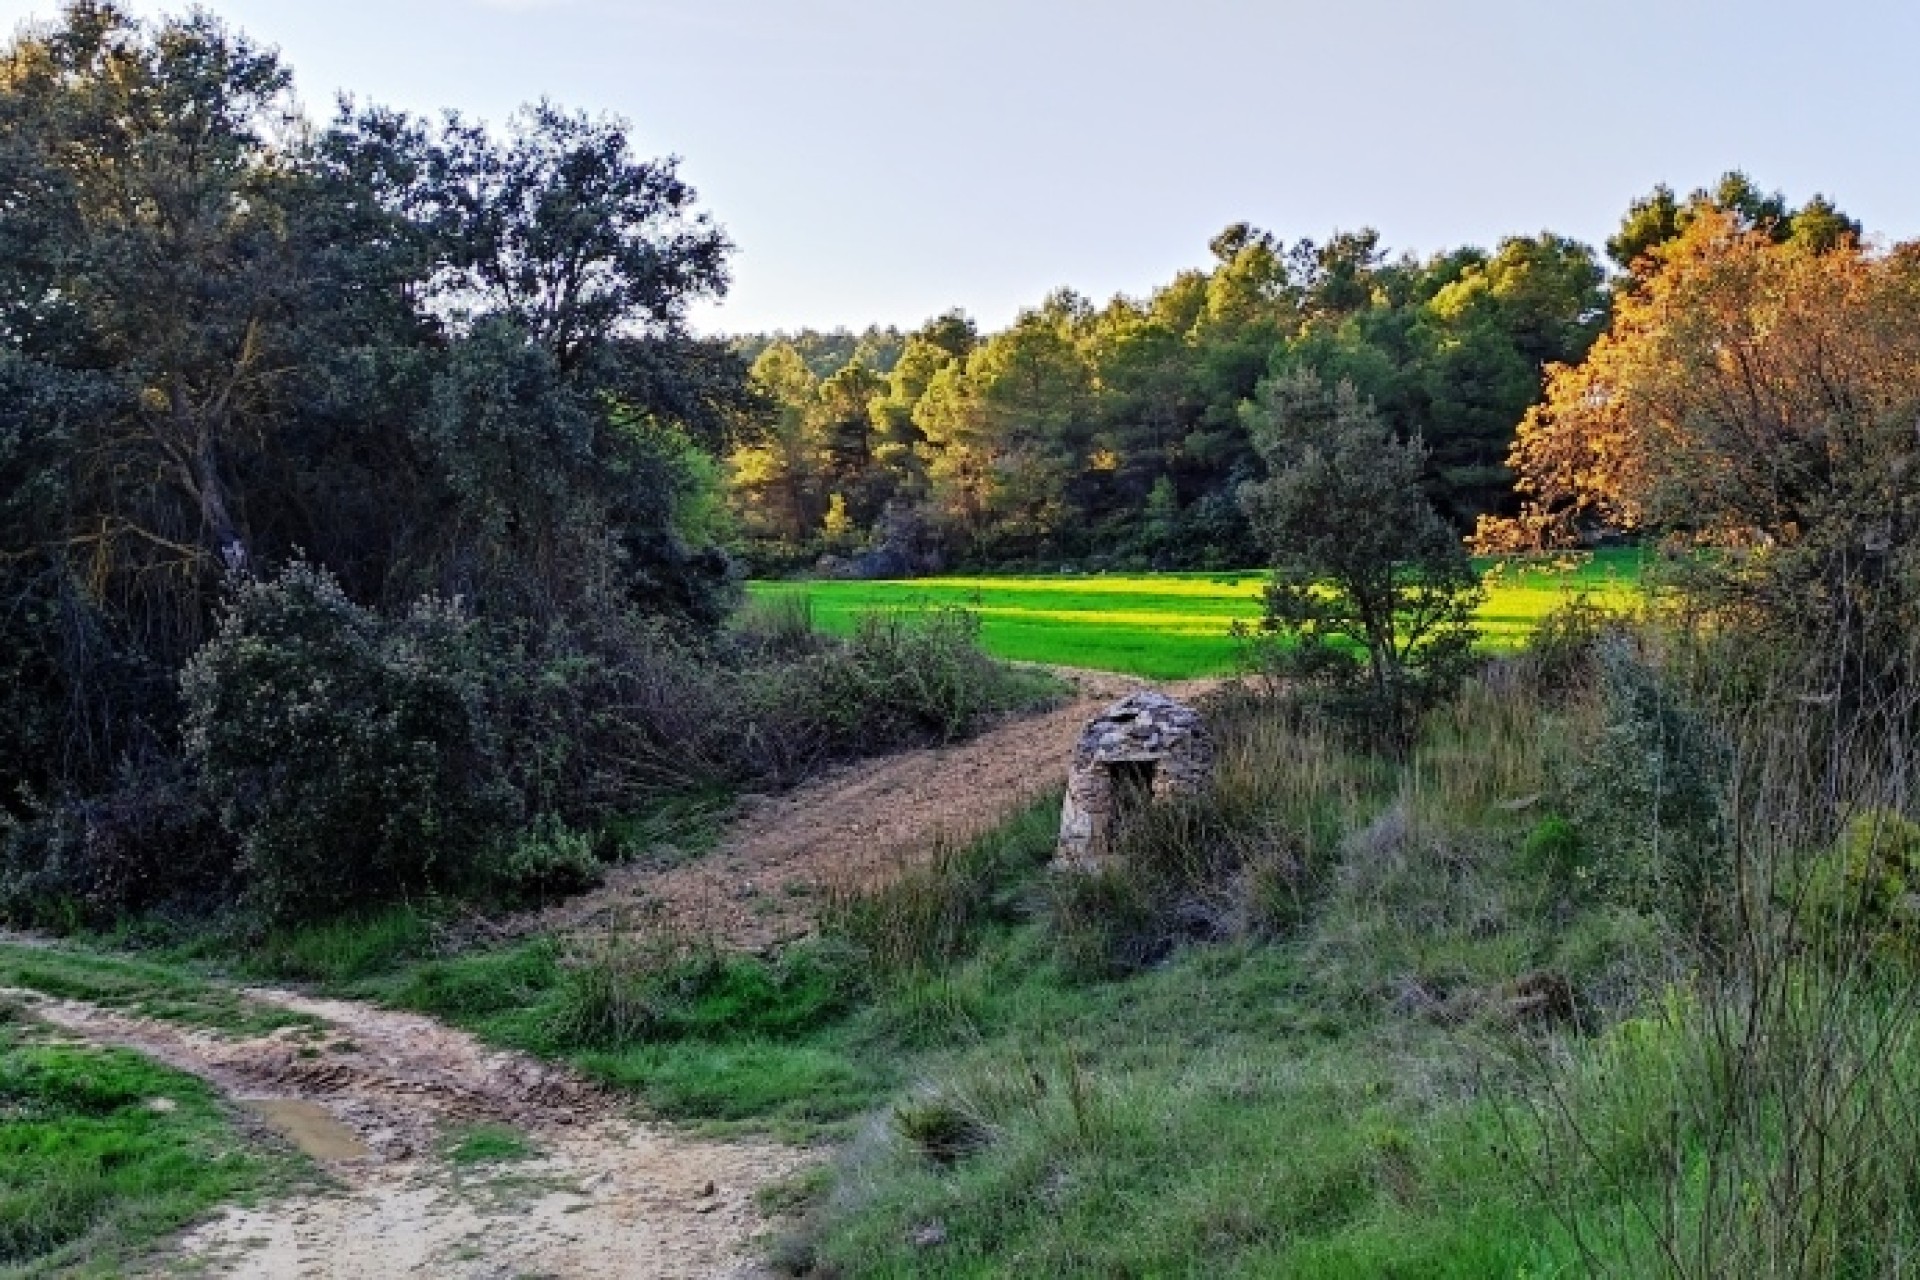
xmin=6 ymin=666 xmax=1225 ymax=1276
xmin=520 ymin=666 xmax=1223 ymax=950
xmin=5 ymin=981 xmax=806 ymax=1279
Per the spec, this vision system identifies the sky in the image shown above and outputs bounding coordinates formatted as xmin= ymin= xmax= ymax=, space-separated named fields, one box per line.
xmin=6 ymin=0 xmax=1919 ymax=336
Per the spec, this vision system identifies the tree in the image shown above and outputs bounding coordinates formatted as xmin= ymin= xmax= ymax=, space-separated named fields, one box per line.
xmin=1606 ymin=172 xmax=1860 ymax=281
xmin=424 ymin=102 xmax=728 ymax=374
xmin=0 ymin=2 xmax=749 ymax=807
xmin=1239 ymin=370 xmax=1484 ymax=752
xmin=729 ymin=342 xmax=824 ymax=544
xmin=1496 ymin=209 xmax=1920 ymax=685
xmin=817 ymin=358 xmax=888 ymax=523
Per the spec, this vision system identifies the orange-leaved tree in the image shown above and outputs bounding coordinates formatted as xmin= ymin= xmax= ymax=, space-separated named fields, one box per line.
xmin=1484 ymin=209 xmax=1920 ymax=684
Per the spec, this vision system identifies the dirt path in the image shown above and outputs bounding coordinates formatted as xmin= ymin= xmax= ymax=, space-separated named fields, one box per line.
xmin=522 ymin=667 xmax=1228 ymax=950
xmin=3 ymin=667 xmax=1227 ymax=1275
xmin=4 ymin=982 xmax=808 ymax=1279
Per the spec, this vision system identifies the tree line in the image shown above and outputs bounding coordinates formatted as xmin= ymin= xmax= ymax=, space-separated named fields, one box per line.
xmin=728 ymin=176 xmax=1858 ymax=574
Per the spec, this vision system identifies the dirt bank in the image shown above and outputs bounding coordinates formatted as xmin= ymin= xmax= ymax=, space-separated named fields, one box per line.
xmin=522 ymin=668 xmax=1227 ymax=950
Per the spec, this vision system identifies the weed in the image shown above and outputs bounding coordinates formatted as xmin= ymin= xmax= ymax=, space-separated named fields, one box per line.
xmin=441 ymin=1123 xmax=536 ymax=1166
xmin=892 ymin=1092 xmax=990 ymax=1167
xmin=243 ymin=905 xmax=438 ymax=984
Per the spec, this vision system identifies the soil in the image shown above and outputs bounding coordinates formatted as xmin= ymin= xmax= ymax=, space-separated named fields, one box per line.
xmin=4 ymin=982 xmax=806 ymax=1279
xmin=4 ymin=666 xmax=1228 ymax=1276
xmin=520 ymin=667 xmax=1227 ymax=951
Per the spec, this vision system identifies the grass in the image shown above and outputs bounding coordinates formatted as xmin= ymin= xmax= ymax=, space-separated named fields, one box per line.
xmin=747 ymin=547 xmax=1646 ymax=678
xmin=0 ymin=1006 xmax=292 ymax=1275
xmin=0 ymin=944 xmax=318 ymax=1037
xmin=10 ymin=587 xmax=1908 ymax=1276
xmin=175 ymin=676 xmax=1666 ymax=1274
xmin=440 ymin=1123 xmax=536 ymax=1166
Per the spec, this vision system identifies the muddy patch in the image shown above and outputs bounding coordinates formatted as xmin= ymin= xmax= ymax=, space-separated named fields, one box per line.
xmin=240 ymin=1097 xmax=371 ymax=1162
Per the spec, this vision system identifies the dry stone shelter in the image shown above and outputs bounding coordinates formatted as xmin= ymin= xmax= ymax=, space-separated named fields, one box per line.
xmin=1056 ymin=691 xmax=1213 ymax=870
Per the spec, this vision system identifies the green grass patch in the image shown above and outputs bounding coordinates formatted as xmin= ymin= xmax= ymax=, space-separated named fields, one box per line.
xmin=440 ymin=1123 xmax=536 ymax=1166
xmin=748 ymin=547 xmax=1645 ymax=679
xmin=0 ymin=1012 xmax=291 ymax=1274
xmin=241 ymin=905 xmax=438 ymax=985
xmin=0 ymin=944 xmax=316 ymax=1037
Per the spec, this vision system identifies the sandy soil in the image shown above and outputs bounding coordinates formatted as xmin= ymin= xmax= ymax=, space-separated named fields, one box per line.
xmin=518 ymin=667 xmax=1227 ymax=951
xmin=5 ymin=984 xmax=808 ymax=1279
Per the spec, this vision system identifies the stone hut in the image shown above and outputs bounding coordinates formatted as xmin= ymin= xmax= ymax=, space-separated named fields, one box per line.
xmin=1056 ymin=691 xmax=1214 ymax=870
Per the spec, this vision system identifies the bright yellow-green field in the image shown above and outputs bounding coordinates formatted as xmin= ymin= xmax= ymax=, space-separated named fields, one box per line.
xmin=747 ymin=548 xmax=1646 ymax=680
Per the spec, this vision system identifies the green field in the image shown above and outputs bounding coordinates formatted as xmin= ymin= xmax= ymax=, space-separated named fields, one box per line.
xmin=748 ymin=548 xmax=1646 ymax=679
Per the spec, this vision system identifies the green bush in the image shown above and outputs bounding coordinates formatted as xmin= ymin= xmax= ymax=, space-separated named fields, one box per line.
xmin=1565 ymin=637 xmax=1728 ymax=929
xmin=1519 ymin=814 xmax=1587 ymax=885
xmin=486 ymin=813 xmax=602 ymax=900
xmin=1799 ymin=810 xmax=1920 ymax=966
xmin=181 ymin=564 xmax=514 ymax=921
xmin=767 ymin=608 xmax=1024 ymax=758
xmin=546 ymin=936 xmax=862 ymax=1049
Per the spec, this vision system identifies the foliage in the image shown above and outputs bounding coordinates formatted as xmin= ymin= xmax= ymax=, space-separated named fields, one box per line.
xmin=1799 ymin=810 xmax=1920 ymax=967
xmin=1561 ymin=638 xmax=1728 ymax=930
xmin=1491 ymin=203 xmax=1920 ymax=702
xmin=0 ymin=2 xmax=746 ymax=899
xmin=0 ymin=761 xmax=231 ymax=929
xmin=729 ymin=221 xmax=1609 ymax=572
xmin=771 ymin=608 xmax=1016 ymax=751
xmin=1238 ymin=371 xmax=1485 ymax=752
xmin=485 ymin=813 xmax=603 ymax=900
xmin=181 ymin=563 xmax=512 ymax=920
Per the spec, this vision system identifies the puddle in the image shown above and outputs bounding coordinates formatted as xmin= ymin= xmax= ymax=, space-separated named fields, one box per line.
xmin=241 ymin=1098 xmax=372 ymax=1162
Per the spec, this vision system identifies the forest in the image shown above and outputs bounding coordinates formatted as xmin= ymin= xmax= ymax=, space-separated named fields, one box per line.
xmin=726 ymin=179 xmax=1857 ymax=573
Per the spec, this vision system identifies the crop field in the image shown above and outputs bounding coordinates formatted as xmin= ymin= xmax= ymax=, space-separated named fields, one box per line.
xmin=748 ymin=548 xmax=1646 ymax=679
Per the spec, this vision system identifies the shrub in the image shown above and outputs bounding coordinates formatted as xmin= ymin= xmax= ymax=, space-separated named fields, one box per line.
xmin=546 ymin=933 xmax=861 ymax=1049
xmin=1238 ymin=369 xmax=1485 ymax=755
xmin=1564 ymin=636 xmax=1728 ymax=930
xmin=771 ymin=608 xmax=1021 ymax=755
xmin=0 ymin=763 xmax=233 ymax=928
xmin=1799 ymin=810 xmax=1920 ymax=967
xmin=484 ymin=813 xmax=602 ymax=901
xmin=181 ymin=564 xmax=513 ymax=921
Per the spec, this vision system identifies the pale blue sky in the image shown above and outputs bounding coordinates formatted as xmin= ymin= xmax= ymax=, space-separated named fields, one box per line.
xmin=6 ymin=1 xmax=1917 ymax=335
